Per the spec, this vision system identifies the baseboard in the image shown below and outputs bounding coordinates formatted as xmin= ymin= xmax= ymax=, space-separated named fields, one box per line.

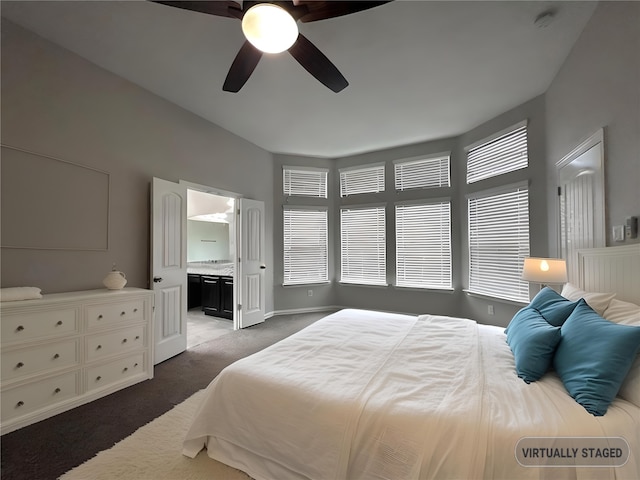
xmin=269 ymin=305 xmax=343 ymax=318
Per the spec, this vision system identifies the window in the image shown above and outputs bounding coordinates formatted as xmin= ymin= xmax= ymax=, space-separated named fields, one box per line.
xmin=340 ymin=205 xmax=386 ymax=285
xmin=283 ymin=208 xmax=328 ymax=285
xmin=394 ymin=154 xmax=450 ymax=191
xmin=339 ymin=164 xmax=385 ymax=197
xmin=396 ymin=201 xmax=452 ymax=289
xmin=466 ymin=122 xmax=528 ymax=184
xmin=467 ymin=183 xmax=530 ymax=302
xmin=283 ymin=166 xmax=328 ymax=198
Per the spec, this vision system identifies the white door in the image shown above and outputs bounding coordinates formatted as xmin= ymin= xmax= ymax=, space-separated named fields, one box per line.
xmin=151 ymin=177 xmax=187 ymax=363
xmin=237 ymin=198 xmax=265 ymax=328
xmin=557 ymin=130 xmax=605 ymax=283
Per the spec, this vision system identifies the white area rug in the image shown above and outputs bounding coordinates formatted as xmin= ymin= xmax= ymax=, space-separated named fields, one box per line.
xmin=60 ymin=390 xmax=251 ymax=480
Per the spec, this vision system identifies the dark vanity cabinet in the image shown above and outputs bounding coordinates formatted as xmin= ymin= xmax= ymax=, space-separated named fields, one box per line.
xmin=200 ymin=275 xmax=233 ymax=320
xmin=187 ymin=274 xmax=202 ymax=309
xmin=220 ymin=276 xmax=234 ymax=319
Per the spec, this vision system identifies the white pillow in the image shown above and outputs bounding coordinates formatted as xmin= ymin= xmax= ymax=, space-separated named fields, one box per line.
xmin=560 ymin=282 xmax=615 ymax=316
xmin=602 ymin=298 xmax=640 ymax=326
xmin=603 ymin=299 xmax=640 ymax=408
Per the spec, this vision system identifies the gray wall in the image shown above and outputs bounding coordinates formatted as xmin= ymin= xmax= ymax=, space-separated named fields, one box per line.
xmin=0 ymin=19 xmax=275 ymax=315
xmin=545 ymin=1 xmax=640 ymax=253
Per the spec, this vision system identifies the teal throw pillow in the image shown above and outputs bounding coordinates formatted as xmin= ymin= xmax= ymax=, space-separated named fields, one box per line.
xmin=529 ymin=287 xmax=579 ymax=327
xmin=554 ymin=299 xmax=640 ymax=416
xmin=506 ymin=306 xmax=561 ymax=383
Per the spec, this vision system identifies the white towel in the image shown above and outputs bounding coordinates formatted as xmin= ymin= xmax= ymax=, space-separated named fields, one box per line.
xmin=0 ymin=287 xmax=43 ymax=302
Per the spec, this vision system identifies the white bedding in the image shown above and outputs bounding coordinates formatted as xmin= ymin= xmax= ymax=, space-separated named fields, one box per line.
xmin=183 ymin=309 xmax=640 ymax=480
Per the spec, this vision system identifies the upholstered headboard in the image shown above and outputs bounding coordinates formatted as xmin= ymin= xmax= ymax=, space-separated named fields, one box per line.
xmin=577 ymin=244 xmax=640 ymax=304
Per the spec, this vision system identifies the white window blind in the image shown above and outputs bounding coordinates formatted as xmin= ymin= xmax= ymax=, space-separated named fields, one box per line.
xmin=340 ymin=205 xmax=386 ymax=285
xmin=394 ymin=155 xmax=450 ymax=191
xmin=468 ymin=184 xmax=530 ymax=302
xmin=340 ymin=164 xmax=385 ymax=197
xmin=466 ymin=123 xmax=528 ymax=184
xmin=283 ymin=208 xmax=328 ymax=285
xmin=283 ymin=166 xmax=328 ymax=198
xmin=396 ymin=201 xmax=452 ymax=289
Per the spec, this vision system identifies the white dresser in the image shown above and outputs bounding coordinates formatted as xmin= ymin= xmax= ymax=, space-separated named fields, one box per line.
xmin=0 ymin=288 xmax=154 ymax=434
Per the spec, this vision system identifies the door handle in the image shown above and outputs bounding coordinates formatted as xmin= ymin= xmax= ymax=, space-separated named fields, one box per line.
xmin=153 ymin=277 xmax=163 ymax=283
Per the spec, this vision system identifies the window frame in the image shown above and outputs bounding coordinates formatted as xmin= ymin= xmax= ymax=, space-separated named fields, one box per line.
xmin=283 ymin=206 xmax=329 ymax=286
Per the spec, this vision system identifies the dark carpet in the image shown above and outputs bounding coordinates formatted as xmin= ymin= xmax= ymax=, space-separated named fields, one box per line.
xmin=0 ymin=311 xmax=331 ymax=480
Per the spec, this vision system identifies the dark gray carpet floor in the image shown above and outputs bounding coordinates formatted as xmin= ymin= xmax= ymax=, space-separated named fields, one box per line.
xmin=1 ymin=311 xmax=332 ymax=480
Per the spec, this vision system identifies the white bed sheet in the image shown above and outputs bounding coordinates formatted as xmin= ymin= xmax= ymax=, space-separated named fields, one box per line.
xmin=183 ymin=309 xmax=640 ymax=480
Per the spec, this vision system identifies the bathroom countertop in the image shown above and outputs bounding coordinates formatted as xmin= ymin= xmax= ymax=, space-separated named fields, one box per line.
xmin=187 ymin=262 xmax=234 ymax=277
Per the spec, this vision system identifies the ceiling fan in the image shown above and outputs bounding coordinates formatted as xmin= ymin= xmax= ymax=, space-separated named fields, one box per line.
xmin=153 ymin=1 xmax=391 ymax=93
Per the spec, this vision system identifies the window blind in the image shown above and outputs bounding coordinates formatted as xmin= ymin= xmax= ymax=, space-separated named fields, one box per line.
xmin=467 ymin=124 xmax=528 ymax=184
xmin=283 ymin=167 xmax=328 ymax=198
xmin=339 ymin=164 xmax=385 ymax=197
xmin=340 ymin=205 xmax=386 ymax=285
xmin=396 ymin=201 xmax=452 ymax=289
xmin=283 ymin=208 xmax=328 ymax=285
xmin=468 ymin=184 xmax=530 ymax=302
xmin=394 ymin=155 xmax=450 ymax=191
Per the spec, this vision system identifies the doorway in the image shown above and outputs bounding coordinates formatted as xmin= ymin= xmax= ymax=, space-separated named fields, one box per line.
xmin=152 ymin=177 xmax=266 ymax=363
xmin=186 ymin=188 xmax=236 ymax=348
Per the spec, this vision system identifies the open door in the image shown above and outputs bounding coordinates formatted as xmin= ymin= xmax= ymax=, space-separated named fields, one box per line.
xmin=557 ymin=129 xmax=605 ymax=283
xmin=237 ymin=198 xmax=265 ymax=328
xmin=151 ymin=177 xmax=187 ymax=363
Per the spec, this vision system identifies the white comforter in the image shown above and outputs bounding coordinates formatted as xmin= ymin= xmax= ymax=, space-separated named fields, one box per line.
xmin=183 ymin=309 xmax=640 ymax=480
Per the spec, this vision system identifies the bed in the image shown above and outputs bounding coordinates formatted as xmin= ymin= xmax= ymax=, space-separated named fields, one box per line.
xmin=183 ymin=245 xmax=640 ymax=480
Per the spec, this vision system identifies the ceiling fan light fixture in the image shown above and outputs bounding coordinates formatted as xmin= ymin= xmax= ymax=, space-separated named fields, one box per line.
xmin=241 ymin=3 xmax=298 ymax=54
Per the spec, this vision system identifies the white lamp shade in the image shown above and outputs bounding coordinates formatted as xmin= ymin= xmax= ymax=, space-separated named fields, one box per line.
xmin=521 ymin=257 xmax=568 ymax=284
xmin=241 ymin=4 xmax=299 ymax=54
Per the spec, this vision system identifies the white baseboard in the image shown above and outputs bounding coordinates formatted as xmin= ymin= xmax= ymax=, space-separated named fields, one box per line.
xmin=268 ymin=305 xmax=343 ymax=318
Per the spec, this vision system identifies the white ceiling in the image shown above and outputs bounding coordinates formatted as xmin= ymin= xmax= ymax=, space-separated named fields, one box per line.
xmin=1 ymin=0 xmax=597 ymax=158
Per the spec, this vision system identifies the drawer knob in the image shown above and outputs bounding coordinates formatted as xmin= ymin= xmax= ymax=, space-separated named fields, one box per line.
xmin=54 ymin=388 xmax=61 ymax=394
xmin=56 ymin=320 xmax=63 ymax=326
xmin=96 ymin=376 xmax=102 ymax=381
xmin=120 ymin=311 xmax=126 ymax=316
xmin=134 ymin=308 xmax=138 ymax=313
xmin=98 ymin=314 xmax=103 ymax=320
xmin=135 ymin=335 xmax=140 ymax=340
xmin=123 ymin=367 xmax=128 ymax=372
xmin=134 ymin=362 xmax=139 ymax=368
xmin=16 ymin=401 xmax=24 ymax=408
xmin=122 ymin=338 xmax=128 ymax=343
xmin=53 ymin=353 xmax=60 ymax=359
xmin=97 ymin=345 xmax=102 ymax=350
xmin=16 ymin=362 xmax=24 ymax=369
xmin=16 ymin=325 xmax=25 ymax=332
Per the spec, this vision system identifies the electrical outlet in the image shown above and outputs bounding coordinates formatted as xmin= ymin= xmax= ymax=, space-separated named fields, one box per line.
xmin=488 ymin=305 xmax=494 ymax=315
xmin=307 ymin=289 xmax=313 ymax=297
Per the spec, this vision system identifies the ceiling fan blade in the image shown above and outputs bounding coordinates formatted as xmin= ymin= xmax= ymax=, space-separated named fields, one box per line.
xmin=288 ymin=34 xmax=348 ymax=93
xmin=152 ymin=1 xmax=243 ymax=20
xmin=223 ymin=41 xmax=263 ymax=93
xmin=292 ymin=1 xmax=391 ymax=23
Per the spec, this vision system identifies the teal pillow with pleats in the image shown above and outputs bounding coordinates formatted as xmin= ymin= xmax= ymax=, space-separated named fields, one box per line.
xmin=554 ymin=299 xmax=640 ymax=416
xmin=528 ymin=287 xmax=579 ymax=327
xmin=505 ymin=306 xmax=561 ymax=383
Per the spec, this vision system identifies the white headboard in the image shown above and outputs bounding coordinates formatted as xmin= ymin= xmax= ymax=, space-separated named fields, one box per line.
xmin=577 ymin=244 xmax=640 ymax=304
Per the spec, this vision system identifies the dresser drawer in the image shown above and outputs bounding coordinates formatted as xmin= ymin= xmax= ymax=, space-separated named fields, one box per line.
xmin=85 ymin=353 xmax=145 ymax=393
xmin=86 ymin=326 xmax=145 ymax=362
xmin=86 ymin=300 xmax=144 ymax=330
xmin=1 ymin=371 xmax=80 ymax=423
xmin=1 ymin=308 xmax=79 ymax=345
xmin=1 ymin=340 xmax=80 ymax=382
